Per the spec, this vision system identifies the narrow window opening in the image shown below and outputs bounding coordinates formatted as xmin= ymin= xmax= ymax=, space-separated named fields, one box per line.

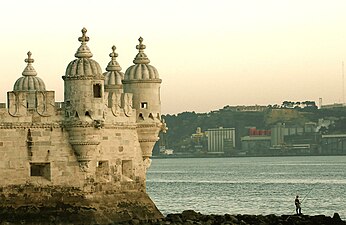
xmin=93 ymin=84 xmax=102 ymax=98
xmin=75 ymin=111 xmax=79 ymax=117
xmin=141 ymin=102 xmax=148 ymax=109
xmin=138 ymin=113 xmax=144 ymax=120
xmin=149 ymin=113 xmax=154 ymax=120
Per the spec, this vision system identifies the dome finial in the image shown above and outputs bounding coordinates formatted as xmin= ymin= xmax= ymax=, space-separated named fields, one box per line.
xmin=75 ymin=27 xmax=93 ymax=58
xmin=110 ymin=45 xmax=118 ymax=59
xmin=136 ymin=37 xmax=146 ymax=52
xmin=25 ymin=51 xmax=34 ymax=64
xmin=133 ymin=37 xmax=150 ymax=64
xmin=22 ymin=51 xmax=37 ymax=76
xmin=78 ymin=27 xmax=89 ymax=44
xmin=106 ymin=45 xmax=121 ymax=72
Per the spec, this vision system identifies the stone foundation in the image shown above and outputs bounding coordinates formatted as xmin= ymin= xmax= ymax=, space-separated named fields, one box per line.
xmin=0 ymin=184 xmax=163 ymax=225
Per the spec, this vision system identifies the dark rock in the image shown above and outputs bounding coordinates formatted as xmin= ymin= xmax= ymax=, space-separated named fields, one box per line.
xmin=166 ymin=213 xmax=183 ymax=223
xmin=334 ymin=213 xmax=342 ymax=221
xmin=181 ymin=210 xmax=201 ymax=221
xmin=224 ymin=214 xmax=238 ymax=223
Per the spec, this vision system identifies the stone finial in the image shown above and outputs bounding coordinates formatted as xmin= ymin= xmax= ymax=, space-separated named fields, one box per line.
xmin=106 ymin=45 xmax=122 ymax=72
xmin=78 ymin=27 xmax=90 ymax=43
xmin=22 ymin=51 xmax=37 ymax=76
xmin=133 ymin=37 xmax=150 ymax=64
xmin=25 ymin=51 xmax=34 ymax=64
xmin=75 ymin=27 xmax=93 ymax=58
xmin=136 ymin=37 xmax=146 ymax=52
xmin=110 ymin=45 xmax=118 ymax=58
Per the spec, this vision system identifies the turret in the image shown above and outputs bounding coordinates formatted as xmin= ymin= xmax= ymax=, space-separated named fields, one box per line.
xmin=62 ymin=28 xmax=104 ymax=173
xmin=8 ymin=51 xmax=54 ymax=116
xmin=62 ymin=28 xmax=105 ymax=122
xmin=103 ymin=46 xmax=124 ymax=111
xmin=123 ymin=37 xmax=161 ymax=121
xmin=123 ymin=37 xmax=164 ymax=160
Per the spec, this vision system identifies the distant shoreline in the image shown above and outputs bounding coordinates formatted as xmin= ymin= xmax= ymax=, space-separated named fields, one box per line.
xmin=152 ymin=153 xmax=346 ymax=159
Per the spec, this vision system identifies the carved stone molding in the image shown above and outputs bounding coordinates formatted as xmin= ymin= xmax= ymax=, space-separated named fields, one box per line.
xmin=138 ymin=138 xmax=159 ymax=143
xmin=0 ymin=123 xmax=61 ymax=129
xmin=70 ymin=141 xmax=100 ymax=146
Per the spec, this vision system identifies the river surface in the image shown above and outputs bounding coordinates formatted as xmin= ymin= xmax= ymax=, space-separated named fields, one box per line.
xmin=146 ymin=156 xmax=346 ymax=219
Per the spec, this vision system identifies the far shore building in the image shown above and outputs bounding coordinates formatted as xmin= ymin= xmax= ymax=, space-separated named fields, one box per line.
xmin=241 ymin=127 xmax=271 ymax=155
xmin=321 ymin=134 xmax=346 ymax=154
xmin=207 ymin=127 xmax=235 ymax=155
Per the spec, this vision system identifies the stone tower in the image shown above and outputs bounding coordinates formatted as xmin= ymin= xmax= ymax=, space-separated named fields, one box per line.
xmin=0 ymin=28 xmax=166 ymax=224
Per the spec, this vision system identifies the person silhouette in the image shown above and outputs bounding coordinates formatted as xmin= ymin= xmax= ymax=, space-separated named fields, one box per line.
xmin=295 ymin=195 xmax=301 ymax=215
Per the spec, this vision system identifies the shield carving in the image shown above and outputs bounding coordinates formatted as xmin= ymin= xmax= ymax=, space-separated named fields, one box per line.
xmin=123 ymin=93 xmax=133 ymax=117
xmin=111 ymin=93 xmax=122 ymax=116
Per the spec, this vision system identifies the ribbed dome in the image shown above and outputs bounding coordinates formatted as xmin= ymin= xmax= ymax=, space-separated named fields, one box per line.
xmin=65 ymin=58 xmax=103 ymax=77
xmin=125 ymin=64 xmax=159 ymax=80
xmin=13 ymin=51 xmax=46 ymax=91
xmin=64 ymin=28 xmax=103 ymax=79
xmin=104 ymin=46 xmax=124 ymax=86
xmin=124 ymin=37 xmax=160 ymax=81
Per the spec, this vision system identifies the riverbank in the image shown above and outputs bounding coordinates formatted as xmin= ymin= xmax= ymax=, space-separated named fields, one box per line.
xmin=118 ymin=210 xmax=346 ymax=225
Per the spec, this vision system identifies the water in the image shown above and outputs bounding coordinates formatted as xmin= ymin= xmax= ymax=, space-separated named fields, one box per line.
xmin=147 ymin=156 xmax=346 ymax=219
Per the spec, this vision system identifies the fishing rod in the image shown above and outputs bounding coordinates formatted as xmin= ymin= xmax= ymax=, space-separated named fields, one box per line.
xmin=300 ymin=185 xmax=315 ymax=205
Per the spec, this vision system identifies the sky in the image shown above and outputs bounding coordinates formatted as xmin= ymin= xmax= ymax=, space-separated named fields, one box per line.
xmin=1 ymin=0 xmax=346 ymax=114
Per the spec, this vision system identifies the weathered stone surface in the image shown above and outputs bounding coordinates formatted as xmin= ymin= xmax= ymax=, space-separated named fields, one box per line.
xmin=0 ymin=185 xmax=162 ymax=224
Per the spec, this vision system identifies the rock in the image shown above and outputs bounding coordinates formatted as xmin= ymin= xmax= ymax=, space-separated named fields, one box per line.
xmin=166 ymin=213 xmax=182 ymax=223
xmin=334 ymin=213 xmax=342 ymax=221
xmin=224 ymin=214 xmax=238 ymax=223
xmin=181 ymin=210 xmax=200 ymax=221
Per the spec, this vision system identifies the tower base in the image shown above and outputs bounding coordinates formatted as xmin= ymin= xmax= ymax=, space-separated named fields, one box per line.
xmin=0 ymin=184 xmax=163 ymax=224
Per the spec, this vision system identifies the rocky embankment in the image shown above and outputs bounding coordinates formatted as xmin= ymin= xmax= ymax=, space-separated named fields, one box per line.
xmin=118 ymin=210 xmax=346 ymax=225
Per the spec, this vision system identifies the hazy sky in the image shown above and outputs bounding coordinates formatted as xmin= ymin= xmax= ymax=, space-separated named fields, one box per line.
xmin=1 ymin=0 xmax=346 ymax=114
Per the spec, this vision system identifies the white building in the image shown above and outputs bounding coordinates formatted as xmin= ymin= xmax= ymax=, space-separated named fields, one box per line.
xmin=207 ymin=127 xmax=235 ymax=154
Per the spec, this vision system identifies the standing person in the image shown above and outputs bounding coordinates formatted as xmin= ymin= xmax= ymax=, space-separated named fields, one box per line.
xmin=295 ymin=195 xmax=301 ymax=215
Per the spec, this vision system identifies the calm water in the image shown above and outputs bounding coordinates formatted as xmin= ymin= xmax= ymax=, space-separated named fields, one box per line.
xmin=147 ymin=156 xmax=346 ymax=219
